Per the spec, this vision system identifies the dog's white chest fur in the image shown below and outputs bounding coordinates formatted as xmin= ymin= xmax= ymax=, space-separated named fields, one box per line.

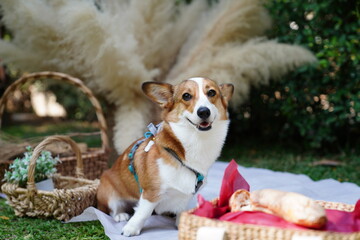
xmin=155 ymin=119 xmax=229 ymax=214
xmin=156 ymin=158 xmax=195 ymax=214
xmin=170 ymin=119 xmax=229 ymax=173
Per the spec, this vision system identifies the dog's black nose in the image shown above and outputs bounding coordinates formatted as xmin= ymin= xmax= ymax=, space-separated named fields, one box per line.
xmin=197 ymin=107 xmax=211 ymax=120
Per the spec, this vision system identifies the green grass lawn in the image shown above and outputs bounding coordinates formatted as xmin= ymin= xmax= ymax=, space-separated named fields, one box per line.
xmin=0 ymin=199 xmax=107 ymax=240
xmin=1 ymin=122 xmax=359 ymax=239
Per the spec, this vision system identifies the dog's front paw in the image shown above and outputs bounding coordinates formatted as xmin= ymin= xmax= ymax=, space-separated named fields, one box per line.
xmin=121 ymin=223 xmax=141 ymax=237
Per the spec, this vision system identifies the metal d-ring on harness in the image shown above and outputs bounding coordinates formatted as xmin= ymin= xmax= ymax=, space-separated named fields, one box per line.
xmin=128 ymin=123 xmax=159 ymax=193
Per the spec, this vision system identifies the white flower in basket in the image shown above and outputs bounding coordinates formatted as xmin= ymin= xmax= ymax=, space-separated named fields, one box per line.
xmin=3 ymin=146 xmax=59 ymax=191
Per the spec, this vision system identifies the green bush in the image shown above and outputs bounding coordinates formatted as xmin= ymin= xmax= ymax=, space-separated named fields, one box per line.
xmin=230 ymin=0 xmax=360 ymax=150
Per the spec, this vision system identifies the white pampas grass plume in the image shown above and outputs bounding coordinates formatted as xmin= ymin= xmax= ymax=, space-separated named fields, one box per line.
xmin=167 ymin=0 xmax=272 ymax=80
xmin=0 ymin=0 xmax=316 ymax=153
xmin=168 ymin=38 xmax=317 ymax=105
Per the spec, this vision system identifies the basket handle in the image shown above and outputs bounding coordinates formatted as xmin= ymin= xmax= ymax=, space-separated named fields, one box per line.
xmin=0 ymin=71 xmax=110 ymax=152
xmin=27 ymin=135 xmax=84 ymax=194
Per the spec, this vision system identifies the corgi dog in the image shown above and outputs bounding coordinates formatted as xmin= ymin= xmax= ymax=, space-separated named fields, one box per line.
xmin=96 ymin=77 xmax=234 ymax=236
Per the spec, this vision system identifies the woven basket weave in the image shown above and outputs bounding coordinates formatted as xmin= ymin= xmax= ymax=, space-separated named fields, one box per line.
xmin=178 ymin=198 xmax=359 ymax=240
xmin=1 ymin=135 xmax=99 ymax=221
xmin=0 ymin=72 xmax=110 ymax=185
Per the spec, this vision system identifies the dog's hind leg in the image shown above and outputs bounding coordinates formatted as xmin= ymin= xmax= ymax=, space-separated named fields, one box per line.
xmin=108 ymin=197 xmax=135 ymax=222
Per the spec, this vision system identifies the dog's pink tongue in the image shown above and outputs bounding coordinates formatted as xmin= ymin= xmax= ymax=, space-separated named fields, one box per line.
xmin=200 ymin=122 xmax=210 ymax=127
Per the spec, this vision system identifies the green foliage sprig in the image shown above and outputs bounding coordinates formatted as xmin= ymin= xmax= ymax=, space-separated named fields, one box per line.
xmin=4 ymin=146 xmax=59 ymax=187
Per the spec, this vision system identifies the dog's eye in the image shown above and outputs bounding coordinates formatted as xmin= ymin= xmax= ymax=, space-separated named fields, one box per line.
xmin=207 ymin=89 xmax=216 ymax=97
xmin=182 ymin=93 xmax=192 ymax=101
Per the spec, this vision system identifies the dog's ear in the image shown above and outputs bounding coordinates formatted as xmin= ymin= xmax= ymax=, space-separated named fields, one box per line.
xmin=219 ymin=84 xmax=234 ymax=104
xmin=142 ymin=82 xmax=173 ymax=108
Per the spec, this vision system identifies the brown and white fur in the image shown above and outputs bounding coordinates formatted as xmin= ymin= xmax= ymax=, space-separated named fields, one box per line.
xmin=96 ymin=77 xmax=234 ymax=236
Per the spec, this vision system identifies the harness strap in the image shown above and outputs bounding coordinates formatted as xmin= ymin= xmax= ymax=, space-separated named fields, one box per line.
xmin=163 ymin=147 xmax=205 ymax=193
xmin=128 ymin=139 xmax=146 ymax=160
xmin=128 ymin=164 xmax=142 ymax=193
xmin=127 ymin=122 xmax=205 ymax=194
xmin=127 ymin=123 xmax=160 ymax=194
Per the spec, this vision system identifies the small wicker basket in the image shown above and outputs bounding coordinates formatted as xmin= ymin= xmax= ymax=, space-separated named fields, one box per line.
xmin=1 ymin=135 xmax=99 ymax=221
xmin=178 ymin=198 xmax=359 ymax=240
xmin=0 ymin=72 xmax=110 ymax=185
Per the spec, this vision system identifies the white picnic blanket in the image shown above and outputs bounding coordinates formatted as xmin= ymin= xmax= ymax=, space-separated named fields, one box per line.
xmin=68 ymin=161 xmax=360 ymax=240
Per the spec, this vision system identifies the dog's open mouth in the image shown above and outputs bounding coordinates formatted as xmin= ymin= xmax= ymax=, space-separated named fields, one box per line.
xmin=187 ymin=118 xmax=212 ymax=131
xmin=198 ymin=121 xmax=212 ymax=131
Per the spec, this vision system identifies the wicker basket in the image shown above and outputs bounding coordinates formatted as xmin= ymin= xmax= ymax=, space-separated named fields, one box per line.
xmin=0 ymin=72 xmax=110 ymax=185
xmin=178 ymin=198 xmax=359 ymax=240
xmin=1 ymin=135 xmax=99 ymax=221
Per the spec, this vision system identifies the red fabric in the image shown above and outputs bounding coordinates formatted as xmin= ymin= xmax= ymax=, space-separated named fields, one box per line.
xmin=218 ymin=207 xmax=360 ymax=233
xmin=193 ymin=195 xmax=228 ymax=218
xmin=219 ymin=211 xmax=307 ymax=230
xmin=218 ymin=159 xmax=250 ymax=207
xmin=193 ymin=160 xmax=360 ymax=233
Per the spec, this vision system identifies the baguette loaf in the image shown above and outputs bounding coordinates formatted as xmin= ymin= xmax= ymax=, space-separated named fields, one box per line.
xmin=229 ymin=189 xmax=327 ymax=228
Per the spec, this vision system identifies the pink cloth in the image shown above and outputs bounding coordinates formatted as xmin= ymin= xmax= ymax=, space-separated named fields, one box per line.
xmin=194 ymin=160 xmax=360 ymax=233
